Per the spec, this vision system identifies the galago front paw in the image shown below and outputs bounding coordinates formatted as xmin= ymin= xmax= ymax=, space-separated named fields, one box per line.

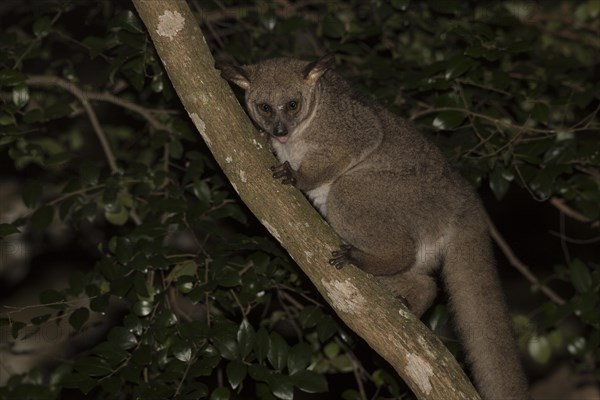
xmin=270 ymin=161 xmax=297 ymax=186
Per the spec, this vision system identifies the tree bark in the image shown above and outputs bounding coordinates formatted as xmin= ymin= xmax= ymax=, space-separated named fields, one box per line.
xmin=132 ymin=1 xmax=481 ymax=399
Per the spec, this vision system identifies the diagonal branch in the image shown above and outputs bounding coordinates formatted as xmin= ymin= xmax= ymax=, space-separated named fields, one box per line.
xmin=131 ymin=1 xmax=481 ymax=399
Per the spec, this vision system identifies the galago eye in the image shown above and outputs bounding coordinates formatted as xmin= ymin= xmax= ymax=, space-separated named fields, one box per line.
xmin=259 ymin=103 xmax=271 ymax=113
xmin=288 ymin=101 xmax=297 ymax=110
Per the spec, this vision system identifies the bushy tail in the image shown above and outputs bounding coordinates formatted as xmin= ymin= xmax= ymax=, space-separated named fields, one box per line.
xmin=442 ymin=232 xmax=529 ymax=400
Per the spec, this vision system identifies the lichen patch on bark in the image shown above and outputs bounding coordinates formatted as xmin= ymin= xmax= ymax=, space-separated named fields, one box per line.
xmin=321 ymin=278 xmax=366 ymax=314
xmin=156 ymin=10 xmax=185 ymax=39
xmin=406 ymin=353 xmax=434 ymax=395
xmin=189 ymin=112 xmax=210 ymax=146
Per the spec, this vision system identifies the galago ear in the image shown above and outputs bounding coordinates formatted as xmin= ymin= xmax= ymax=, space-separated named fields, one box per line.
xmin=303 ymin=54 xmax=335 ymax=85
xmin=215 ymin=61 xmax=251 ymax=90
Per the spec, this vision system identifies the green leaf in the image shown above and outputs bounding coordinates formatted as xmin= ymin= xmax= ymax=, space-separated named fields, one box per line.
xmin=268 ymin=332 xmax=288 ymax=371
xmin=45 ymin=102 xmax=73 ymax=120
xmin=445 ymin=56 xmax=475 ymax=79
xmin=40 ymin=289 xmax=64 ymax=305
xmin=46 ymin=152 xmax=72 ymax=166
xmin=133 ymin=272 xmax=151 ymax=298
xmin=330 ymin=354 xmax=355 ymax=372
xmin=528 ymin=335 xmax=552 ymax=364
xmin=287 ymin=342 xmax=312 ymax=375
xmin=31 ymin=313 xmax=51 ymax=325
xmin=321 ymin=15 xmax=344 ymax=38
xmin=108 ymin=326 xmax=138 ymax=350
xmin=11 ymin=321 xmax=25 ymax=339
xmin=172 ymin=341 xmax=193 ymax=362
xmin=132 ymin=345 xmax=153 ymax=366
xmin=0 ymin=223 xmax=20 ymax=236
xmin=489 ymin=164 xmax=511 ymax=200
xmin=298 ymin=306 xmax=323 ymax=329
xmin=100 ymin=376 xmax=122 ymax=395
xmin=465 ymin=45 xmax=502 ymax=61
xmin=255 ymin=327 xmax=270 ymax=362
xmin=168 ymin=260 xmax=198 ymax=281
xmin=291 ymin=370 xmax=328 ymax=393
xmin=33 ymin=16 xmax=52 ymax=38
xmin=567 ymin=336 xmax=587 ymax=356
xmin=61 ymin=372 xmax=97 ymax=394
xmin=0 ymin=69 xmax=26 ymax=86
xmin=323 ymin=342 xmax=339 ymax=359
xmin=432 ymin=111 xmax=466 ymax=130
xmin=109 ymin=10 xmax=144 ymax=33
xmin=80 ymin=160 xmax=100 ymax=186
xmin=531 ymin=103 xmax=549 ymax=123
xmin=115 ymin=236 xmax=133 ymax=264
xmin=49 ymin=363 xmax=72 ymax=386
xmin=193 ymin=180 xmax=212 ymax=203
xmin=69 ymin=307 xmax=90 ymax=330
xmin=0 ymin=113 xmax=14 ymax=126
xmin=90 ymin=294 xmax=110 ymax=313
xmin=73 ymin=356 xmax=112 ymax=377
xmin=569 ymin=259 xmax=592 ymax=293
xmin=177 ymin=277 xmax=194 ymax=294
xmin=82 ymin=35 xmax=119 ymax=58
xmin=12 ymin=84 xmax=29 ymax=108
xmin=210 ymin=387 xmax=231 ymax=400
xmin=213 ymin=335 xmax=238 ymax=361
xmin=151 ymin=75 xmax=164 ymax=93
xmin=215 ymin=266 xmax=241 ymax=287
xmin=191 ymin=355 xmax=221 ymax=377
xmin=170 ymin=138 xmax=184 ymax=159
xmin=226 ymin=359 xmax=247 ymax=390
xmin=22 ymin=180 xmax=42 ymax=208
xmin=95 ymin=342 xmax=129 ymax=366
xmin=429 ymin=0 xmax=459 ymax=14
xmin=132 ymin=300 xmax=153 ymax=317
xmin=544 ymin=140 xmax=577 ymax=165
xmin=342 ymin=389 xmax=363 ymax=400
xmin=269 ymin=374 xmax=294 ymax=400
xmin=428 ymin=304 xmax=449 ymax=331
xmin=105 ymin=206 xmax=128 ymax=226
xmin=248 ymin=364 xmax=272 ymax=383
xmin=124 ymin=314 xmax=143 ymax=336
xmin=121 ymin=362 xmax=142 ymax=384
xmin=528 ymin=170 xmax=554 ymax=201
xmin=391 ymin=0 xmax=410 ymax=10
xmin=237 ymin=319 xmax=255 ymax=359
xmin=316 ymin=315 xmax=338 ymax=343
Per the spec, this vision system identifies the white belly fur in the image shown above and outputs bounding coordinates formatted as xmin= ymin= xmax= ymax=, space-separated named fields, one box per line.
xmin=306 ymin=183 xmax=332 ymax=217
xmin=271 ymin=139 xmax=331 ymax=215
xmin=272 ymin=140 xmax=309 ymax=170
xmin=413 ymin=231 xmax=452 ymax=273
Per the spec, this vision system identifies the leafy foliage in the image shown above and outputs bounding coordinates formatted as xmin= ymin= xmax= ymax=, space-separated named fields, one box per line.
xmin=0 ymin=1 xmax=598 ymax=399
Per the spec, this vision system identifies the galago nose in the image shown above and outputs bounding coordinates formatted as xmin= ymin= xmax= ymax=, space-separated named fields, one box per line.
xmin=274 ymin=125 xmax=288 ymax=137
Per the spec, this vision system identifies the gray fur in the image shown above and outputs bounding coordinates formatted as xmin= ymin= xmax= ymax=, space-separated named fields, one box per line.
xmin=217 ymin=56 xmax=529 ymax=400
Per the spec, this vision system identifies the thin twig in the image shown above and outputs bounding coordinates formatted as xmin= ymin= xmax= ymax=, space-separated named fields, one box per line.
xmin=559 ymin=211 xmax=571 ymax=265
xmin=410 ymin=106 xmax=599 ymax=136
xmin=26 ymin=75 xmax=119 ymax=173
xmin=548 ymin=231 xmax=600 ymax=244
xmin=85 ymin=91 xmax=174 ymax=133
xmin=487 ymin=216 xmax=566 ymax=305
xmin=550 ymin=197 xmax=599 ymax=227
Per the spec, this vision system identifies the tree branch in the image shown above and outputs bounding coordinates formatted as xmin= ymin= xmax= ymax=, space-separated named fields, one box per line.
xmin=131 ymin=1 xmax=481 ymax=399
xmin=25 ymin=75 xmax=119 ymax=173
xmin=487 ymin=217 xmax=566 ymax=305
xmin=25 ymin=75 xmax=180 ymax=226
